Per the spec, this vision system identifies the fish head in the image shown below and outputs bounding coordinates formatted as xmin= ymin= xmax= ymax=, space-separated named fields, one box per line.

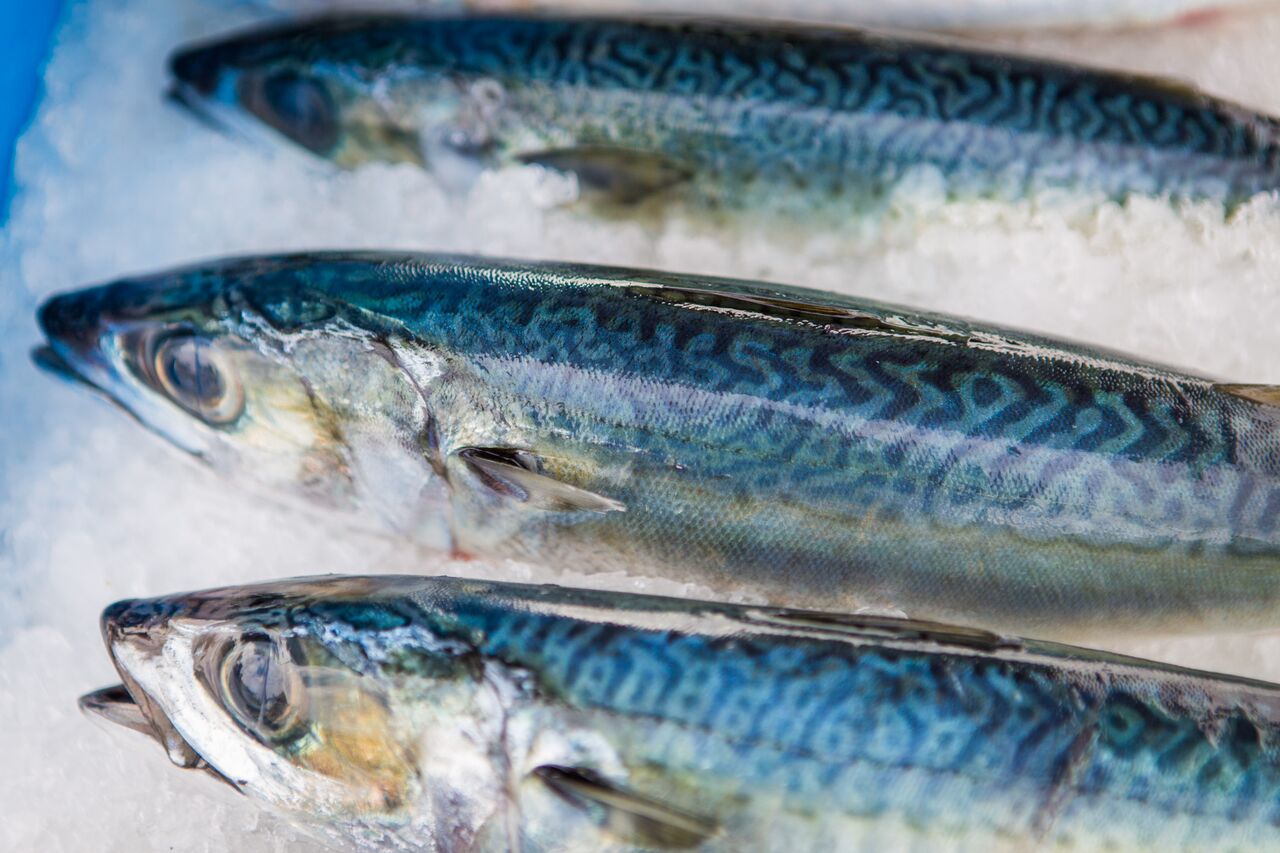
xmin=35 ymin=256 xmax=448 ymax=538
xmin=83 ymin=576 xmax=508 ymax=842
xmin=167 ymin=18 xmax=435 ymax=169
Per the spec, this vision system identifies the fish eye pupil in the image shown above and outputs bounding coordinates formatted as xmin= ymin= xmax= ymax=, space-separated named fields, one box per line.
xmin=232 ymin=640 xmax=287 ymax=724
xmin=251 ymin=70 xmax=338 ymax=154
xmin=163 ymin=337 xmax=225 ymax=404
xmin=222 ymin=637 xmax=301 ymax=738
xmin=150 ymin=333 xmax=244 ymax=426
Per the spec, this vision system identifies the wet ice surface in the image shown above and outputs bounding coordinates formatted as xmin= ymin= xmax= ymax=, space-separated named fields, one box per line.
xmin=4 ymin=1 xmax=1280 ymax=849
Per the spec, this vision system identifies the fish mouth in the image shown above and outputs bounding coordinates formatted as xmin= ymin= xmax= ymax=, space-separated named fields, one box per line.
xmin=165 ymin=75 xmax=273 ymax=154
xmin=80 ymin=679 xmax=237 ymax=789
xmin=34 ymin=288 xmax=120 ymax=394
xmin=32 ymin=340 xmax=209 ymax=462
xmin=31 ymin=340 xmax=180 ymax=450
xmin=31 ymin=344 xmax=102 ymax=392
xmin=34 ymin=293 xmax=216 ymax=461
xmin=82 ymin=602 xmax=238 ymax=789
xmin=165 ymin=81 xmax=232 ymax=135
xmin=79 ymin=684 xmax=157 ymax=737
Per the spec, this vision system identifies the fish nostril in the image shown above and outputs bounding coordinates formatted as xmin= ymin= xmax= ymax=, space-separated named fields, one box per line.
xmin=100 ymin=598 xmax=171 ymax=647
xmin=100 ymin=597 xmax=187 ymax=649
xmin=102 ymin=599 xmax=133 ymax=620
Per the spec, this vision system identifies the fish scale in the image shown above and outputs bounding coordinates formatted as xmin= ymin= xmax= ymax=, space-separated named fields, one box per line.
xmin=338 ymin=263 xmax=1269 ymax=523
xmin=168 ymin=16 xmax=1280 ymax=215
xmin=317 ymin=589 xmax=1269 ymax=835
xmin=274 ymin=615 xmax=1067 ymax=807
xmin=35 ymin=254 xmax=1280 ymax=635
xmin=87 ymin=577 xmax=1280 ymax=849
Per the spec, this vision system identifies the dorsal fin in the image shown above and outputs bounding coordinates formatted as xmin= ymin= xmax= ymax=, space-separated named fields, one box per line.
xmin=742 ymin=608 xmax=1019 ymax=652
xmin=637 ymin=287 xmax=970 ymax=344
xmin=457 ymin=447 xmax=625 ymax=514
xmin=1215 ymin=383 xmax=1280 ymax=407
xmin=535 ymin=765 xmax=718 ymax=849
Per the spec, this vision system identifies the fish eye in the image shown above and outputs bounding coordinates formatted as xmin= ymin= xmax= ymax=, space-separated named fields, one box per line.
xmin=219 ymin=635 xmax=308 ymax=743
xmin=240 ymin=69 xmax=339 ymax=154
xmin=149 ymin=333 xmax=244 ymax=426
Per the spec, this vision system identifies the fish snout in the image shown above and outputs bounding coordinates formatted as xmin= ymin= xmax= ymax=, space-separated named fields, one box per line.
xmin=100 ymin=596 xmax=183 ymax=652
xmin=36 ymin=288 xmax=129 ymax=397
xmin=168 ymin=45 xmax=223 ymax=97
xmin=37 ymin=289 xmax=103 ymax=357
xmin=96 ymin=598 xmax=211 ymax=771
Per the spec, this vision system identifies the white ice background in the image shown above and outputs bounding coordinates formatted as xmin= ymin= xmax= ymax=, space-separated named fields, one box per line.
xmin=5 ymin=2 xmax=1280 ymax=849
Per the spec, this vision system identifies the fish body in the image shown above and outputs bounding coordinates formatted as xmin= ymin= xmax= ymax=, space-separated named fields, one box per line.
xmin=168 ymin=16 xmax=1280 ymax=219
xmin=88 ymin=575 xmax=1280 ymax=850
xmin=35 ymin=253 xmax=1280 ymax=637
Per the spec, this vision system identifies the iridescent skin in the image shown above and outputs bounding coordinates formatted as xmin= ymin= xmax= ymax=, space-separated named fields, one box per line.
xmin=36 ymin=253 xmax=1280 ymax=638
xmin=93 ymin=575 xmax=1280 ymax=850
xmin=167 ymin=16 xmax=1280 ymax=217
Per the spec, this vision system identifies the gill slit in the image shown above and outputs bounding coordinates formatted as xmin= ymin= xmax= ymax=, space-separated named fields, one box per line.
xmin=369 ymin=337 xmax=463 ymax=557
xmin=483 ymin=663 xmax=523 ymax=853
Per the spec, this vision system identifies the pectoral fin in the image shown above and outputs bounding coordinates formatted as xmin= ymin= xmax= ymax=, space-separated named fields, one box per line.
xmin=457 ymin=447 xmax=625 ymax=513
xmin=534 ymin=765 xmax=718 ymax=849
xmin=742 ymin=608 xmax=1018 ymax=652
xmin=1216 ymin=383 xmax=1280 ymax=407
xmin=517 ymin=146 xmax=691 ymax=205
